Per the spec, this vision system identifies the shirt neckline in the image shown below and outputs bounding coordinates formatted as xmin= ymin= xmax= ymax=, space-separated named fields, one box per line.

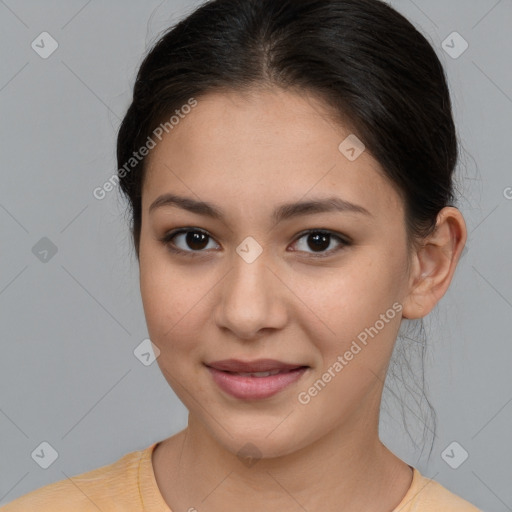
xmin=138 ymin=442 xmax=173 ymax=511
xmin=391 ymin=465 xmax=425 ymax=511
xmin=139 ymin=441 xmax=424 ymax=512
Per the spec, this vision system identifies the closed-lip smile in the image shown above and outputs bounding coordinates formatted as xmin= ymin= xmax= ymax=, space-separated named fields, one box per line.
xmin=206 ymin=358 xmax=307 ymax=373
xmin=205 ymin=359 xmax=309 ymax=400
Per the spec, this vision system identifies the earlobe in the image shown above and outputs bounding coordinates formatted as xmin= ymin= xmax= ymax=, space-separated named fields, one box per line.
xmin=401 ymin=207 xmax=467 ymax=320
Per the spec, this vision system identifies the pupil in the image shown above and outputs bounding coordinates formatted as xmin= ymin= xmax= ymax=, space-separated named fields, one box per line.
xmin=187 ymin=231 xmax=208 ymax=250
xmin=309 ymin=233 xmax=329 ymax=252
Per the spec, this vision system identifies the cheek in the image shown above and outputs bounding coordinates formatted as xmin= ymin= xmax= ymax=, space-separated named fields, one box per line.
xmin=290 ymin=249 xmax=404 ymax=360
xmin=140 ymin=270 xmax=203 ymax=390
xmin=139 ymin=249 xmax=198 ymax=346
xmin=313 ymin=252 xmax=400 ymax=311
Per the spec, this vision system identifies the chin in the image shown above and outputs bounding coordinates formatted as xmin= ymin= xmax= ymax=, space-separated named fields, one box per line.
xmin=205 ymin=414 xmax=316 ymax=462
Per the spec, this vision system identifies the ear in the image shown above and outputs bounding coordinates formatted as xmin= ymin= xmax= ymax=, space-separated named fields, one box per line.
xmin=402 ymin=207 xmax=467 ymax=319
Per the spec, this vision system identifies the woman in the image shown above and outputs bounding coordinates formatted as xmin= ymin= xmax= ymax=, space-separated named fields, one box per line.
xmin=1 ymin=0 xmax=481 ymax=510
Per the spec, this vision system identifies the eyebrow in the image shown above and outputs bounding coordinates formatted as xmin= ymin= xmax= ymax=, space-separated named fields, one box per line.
xmin=148 ymin=193 xmax=372 ymax=224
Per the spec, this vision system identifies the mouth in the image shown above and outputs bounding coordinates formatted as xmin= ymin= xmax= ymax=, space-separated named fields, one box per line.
xmin=206 ymin=358 xmax=308 ymax=373
xmin=204 ymin=359 xmax=309 ymax=400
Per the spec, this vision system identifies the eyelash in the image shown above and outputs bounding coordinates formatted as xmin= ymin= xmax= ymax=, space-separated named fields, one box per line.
xmin=158 ymin=228 xmax=351 ymax=259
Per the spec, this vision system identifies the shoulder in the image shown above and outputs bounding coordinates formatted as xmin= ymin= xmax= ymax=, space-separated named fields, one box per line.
xmin=0 ymin=444 xmax=151 ymax=512
xmin=400 ymin=468 xmax=482 ymax=512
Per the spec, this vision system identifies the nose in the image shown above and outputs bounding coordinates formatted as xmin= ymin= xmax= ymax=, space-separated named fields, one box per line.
xmin=214 ymin=249 xmax=288 ymax=340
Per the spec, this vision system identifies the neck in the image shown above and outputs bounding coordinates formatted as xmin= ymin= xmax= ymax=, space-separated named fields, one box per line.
xmin=153 ymin=403 xmax=413 ymax=511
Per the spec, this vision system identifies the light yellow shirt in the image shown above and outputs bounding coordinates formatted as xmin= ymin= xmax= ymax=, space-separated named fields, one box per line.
xmin=0 ymin=442 xmax=482 ymax=511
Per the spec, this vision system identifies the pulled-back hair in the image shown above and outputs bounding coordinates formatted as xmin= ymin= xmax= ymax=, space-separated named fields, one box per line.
xmin=117 ymin=0 xmax=458 ymax=258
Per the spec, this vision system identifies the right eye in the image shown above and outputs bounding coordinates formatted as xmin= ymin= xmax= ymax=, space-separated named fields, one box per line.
xmin=159 ymin=228 xmax=220 ymax=256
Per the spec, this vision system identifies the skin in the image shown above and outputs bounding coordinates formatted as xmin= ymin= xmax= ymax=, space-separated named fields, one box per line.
xmin=138 ymin=86 xmax=467 ymax=512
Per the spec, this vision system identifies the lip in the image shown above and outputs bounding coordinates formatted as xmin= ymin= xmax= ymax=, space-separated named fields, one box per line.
xmin=205 ymin=359 xmax=309 ymax=400
xmin=206 ymin=358 xmax=305 ymax=372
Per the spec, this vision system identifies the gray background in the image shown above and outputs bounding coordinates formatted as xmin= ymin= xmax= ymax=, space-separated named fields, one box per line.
xmin=0 ymin=0 xmax=511 ymax=510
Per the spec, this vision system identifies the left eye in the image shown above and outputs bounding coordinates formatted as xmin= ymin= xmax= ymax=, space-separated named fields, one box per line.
xmin=160 ymin=229 xmax=349 ymax=257
xmin=292 ymin=230 xmax=348 ymax=256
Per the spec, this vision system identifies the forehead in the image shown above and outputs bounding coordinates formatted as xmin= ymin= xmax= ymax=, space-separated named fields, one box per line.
xmin=142 ymin=88 xmax=404 ymax=222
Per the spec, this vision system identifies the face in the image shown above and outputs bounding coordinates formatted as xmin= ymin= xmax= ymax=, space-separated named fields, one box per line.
xmin=139 ymin=87 xmax=412 ymax=459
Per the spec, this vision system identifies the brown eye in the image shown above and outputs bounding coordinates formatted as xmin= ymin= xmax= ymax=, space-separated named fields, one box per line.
xmin=183 ymin=231 xmax=209 ymax=250
xmin=307 ymin=232 xmax=331 ymax=251
xmin=160 ymin=229 xmax=219 ymax=255
xmin=291 ymin=230 xmax=349 ymax=257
